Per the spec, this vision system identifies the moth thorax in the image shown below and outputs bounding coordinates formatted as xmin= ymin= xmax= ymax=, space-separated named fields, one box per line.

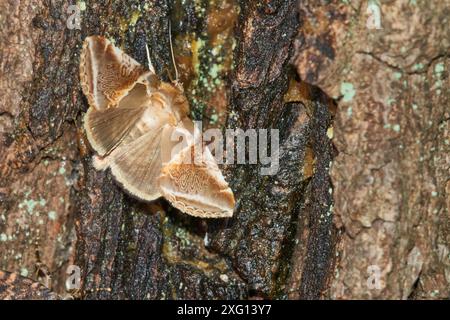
xmin=140 ymin=103 xmax=176 ymax=132
xmin=146 ymin=74 xmax=160 ymax=89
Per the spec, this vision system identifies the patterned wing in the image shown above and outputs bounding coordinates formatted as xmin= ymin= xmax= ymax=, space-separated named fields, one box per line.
xmin=79 ymin=36 xmax=147 ymax=110
xmin=158 ymin=142 xmax=235 ymax=218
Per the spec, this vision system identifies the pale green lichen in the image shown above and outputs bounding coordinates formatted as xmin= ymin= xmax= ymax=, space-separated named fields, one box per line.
xmin=413 ymin=63 xmax=424 ymax=71
xmin=347 ymin=106 xmax=353 ymax=117
xmin=48 ymin=211 xmax=57 ymax=221
xmin=434 ymin=62 xmax=444 ymax=75
xmin=19 ymin=199 xmax=38 ymax=215
xmin=192 ymin=38 xmax=205 ymax=76
xmin=209 ymin=114 xmax=218 ymax=124
xmin=392 ymin=124 xmax=401 ymax=132
xmin=393 ymin=72 xmax=402 ymax=80
xmin=20 ymin=268 xmax=29 ymax=277
xmin=211 ymin=46 xmax=220 ymax=56
xmin=367 ymin=1 xmax=382 ymax=28
xmin=175 ymin=227 xmax=192 ymax=249
xmin=208 ymin=64 xmax=221 ymax=79
xmin=340 ymin=82 xmax=356 ymax=102
xmin=0 ymin=233 xmax=7 ymax=242
xmin=433 ymin=63 xmax=444 ymax=91
xmin=77 ymin=1 xmax=86 ymax=11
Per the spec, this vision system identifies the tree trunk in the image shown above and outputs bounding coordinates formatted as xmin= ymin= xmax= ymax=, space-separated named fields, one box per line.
xmin=0 ymin=0 xmax=448 ymax=300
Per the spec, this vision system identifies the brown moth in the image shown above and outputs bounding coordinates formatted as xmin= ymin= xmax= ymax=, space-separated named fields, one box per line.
xmin=79 ymin=36 xmax=235 ymax=218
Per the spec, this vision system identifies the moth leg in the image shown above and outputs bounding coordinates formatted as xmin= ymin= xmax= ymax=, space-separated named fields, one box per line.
xmin=92 ymin=154 xmax=112 ymax=171
xmin=161 ymin=65 xmax=175 ymax=83
xmin=168 ymin=19 xmax=179 ymax=81
xmin=145 ymin=43 xmax=156 ymax=74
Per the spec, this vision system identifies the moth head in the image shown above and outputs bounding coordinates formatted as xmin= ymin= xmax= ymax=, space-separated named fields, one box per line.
xmin=139 ymin=72 xmax=161 ymax=95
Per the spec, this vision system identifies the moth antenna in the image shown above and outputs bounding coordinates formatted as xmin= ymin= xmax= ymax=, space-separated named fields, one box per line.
xmin=145 ymin=43 xmax=156 ymax=74
xmin=168 ymin=20 xmax=179 ymax=82
xmin=162 ymin=65 xmax=175 ymax=83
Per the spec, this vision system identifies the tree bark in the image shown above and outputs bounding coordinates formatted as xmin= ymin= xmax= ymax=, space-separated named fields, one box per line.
xmin=294 ymin=0 xmax=450 ymax=299
xmin=0 ymin=0 xmax=448 ymax=300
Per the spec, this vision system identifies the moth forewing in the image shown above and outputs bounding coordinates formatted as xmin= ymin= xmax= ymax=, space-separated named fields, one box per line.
xmin=80 ymin=36 xmax=147 ymax=111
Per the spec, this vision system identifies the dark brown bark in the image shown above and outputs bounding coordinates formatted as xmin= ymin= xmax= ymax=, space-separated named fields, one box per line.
xmin=72 ymin=0 xmax=337 ymax=299
xmin=294 ymin=0 xmax=450 ymax=299
xmin=0 ymin=270 xmax=60 ymax=300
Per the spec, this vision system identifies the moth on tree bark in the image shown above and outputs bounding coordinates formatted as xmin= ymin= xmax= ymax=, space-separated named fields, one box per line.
xmin=0 ymin=0 xmax=448 ymax=300
xmin=79 ymin=36 xmax=235 ymax=218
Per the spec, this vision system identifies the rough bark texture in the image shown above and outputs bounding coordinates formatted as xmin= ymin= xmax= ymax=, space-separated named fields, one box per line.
xmin=208 ymin=1 xmax=337 ymax=299
xmin=0 ymin=270 xmax=61 ymax=300
xmin=0 ymin=0 xmax=448 ymax=300
xmin=294 ymin=0 xmax=449 ymax=299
